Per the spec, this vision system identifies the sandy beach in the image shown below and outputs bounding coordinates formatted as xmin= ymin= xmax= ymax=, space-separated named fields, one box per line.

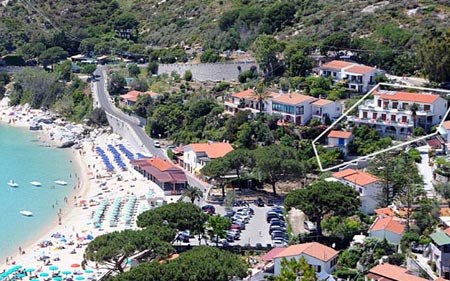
xmin=0 ymin=101 xmax=164 ymax=280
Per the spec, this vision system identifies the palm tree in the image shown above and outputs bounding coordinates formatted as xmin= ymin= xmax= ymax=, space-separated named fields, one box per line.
xmin=251 ymin=79 xmax=270 ymax=114
xmin=181 ymin=185 xmax=203 ymax=204
xmin=410 ymin=103 xmax=419 ymax=129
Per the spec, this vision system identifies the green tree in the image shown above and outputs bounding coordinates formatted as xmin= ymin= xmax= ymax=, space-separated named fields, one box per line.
xmin=284 ymin=181 xmax=361 ymax=237
xmin=128 ymin=63 xmax=141 ymax=77
xmin=183 ymin=70 xmax=193 ymax=81
xmin=54 ymin=60 xmax=72 ymax=81
xmin=253 ymin=145 xmax=301 ymax=196
xmin=224 ymin=149 xmax=250 ymax=187
xmin=201 ymin=157 xmax=230 ymax=198
xmin=147 ymin=61 xmax=159 ymax=75
xmin=417 ymin=31 xmax=450 ymax=83
xmin=251 ymin=80 xmax=269 ymax=114
xmin=108 ymin=72 xmax=126 ymax=95
xmin=181 ymin=185 xmax=203 ymax=204
xmin=137 ymin=202 xmax=208 ymax=236
xmin=84 ymin=226 xmax=175 ymax=273
xmin=276 ymin=256 xmax=317 ymax=281
xmin=112 ymin=246 xmax=248 ymax=281
xmin=200 ymin=49 xmax=220 ymax=63
xmin=79 ymin=37 xmax=101 ymax=55
xmin=206 ymin=215 xmax=232 ymax=246
xmin=82 ymin=64 xmax=97 ymax=78
xmin=38 ymin=47 xmax=68 ymax=70
xmin=253 ymin=34 xmax=284 ymax=76
xmin=88 ymin=108 xmax=108 ymax=126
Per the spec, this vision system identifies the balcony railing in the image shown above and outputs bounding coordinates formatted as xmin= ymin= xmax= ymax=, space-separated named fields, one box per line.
xmin=347 ymin=116 xmax=414 ymax=127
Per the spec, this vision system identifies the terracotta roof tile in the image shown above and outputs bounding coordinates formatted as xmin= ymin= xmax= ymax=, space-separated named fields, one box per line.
xmin=120 ymin=90 xmax=159 ymax=102
xmin=321 ymin=60 xmax=355 ymax=70
xmin=232 ymin=89 xmax=255 ymax=99
xmin=442 ymin=121 xmax=450 ymax=130
xmin=143 ymin=157 xmax=177 ymax=171
xmin=311 ymin=99 xmax=334 ymax=106
xmin=328 ymin=130 xmax=353 ymax=139
xmin=370 ymin=216 xmax=405 ymax=235
xmin=187 ymin=142 xmax=234 ymax=159
xmin=368 ymin=263 xmax=428 ymax=281
xmin=332 ymin=168 xmax=380 ymax=186
xmin=275 ymin=242 xmax=338 ymax=262
xmin=345 ymin=65 xmax=376 ymax=74
xmin=374 ymin=90 xmax=440 ymax=104
xmin=271 ymin=93 xmax=316 ymax=106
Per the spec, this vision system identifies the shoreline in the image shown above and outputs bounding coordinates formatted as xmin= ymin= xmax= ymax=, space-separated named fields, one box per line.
xmin=0 ymin=102 xmax=158 ymax=277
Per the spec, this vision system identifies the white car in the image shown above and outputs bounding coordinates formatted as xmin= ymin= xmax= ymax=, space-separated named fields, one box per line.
xmin=154 ymin=140 xmax=161 ymax=148
xmin=304 ymin=221 xmax=317 ymax=231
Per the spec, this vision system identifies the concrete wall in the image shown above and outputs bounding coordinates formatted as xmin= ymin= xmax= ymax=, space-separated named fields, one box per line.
xmin=157 ymin=62 xmax=259 ymax=82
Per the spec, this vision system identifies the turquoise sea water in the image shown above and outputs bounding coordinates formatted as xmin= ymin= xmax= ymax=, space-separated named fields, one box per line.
xmin=0 ymin=124 xmax=76 ymax=259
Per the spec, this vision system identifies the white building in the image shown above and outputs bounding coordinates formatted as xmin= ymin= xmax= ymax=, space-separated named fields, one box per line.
xmin=273 ymin=242 xmax=339 ymax=276
xmin=224 ymin=90 xmax=342 ymax=125
xmin=332 ymin=168 xmax=382 ymax=214
xmin=319 ymin=60 xmax=379 ymax=93
xmin=368 ymin=216 xmax=406 ymax=244
xmin=348 ymin=88 xmax=448 ymax=139
xmin=429 ymin=228 xmax=450 ymax=279
xmin=327 ymin=130 xmax=354 ymax=156
xmin=183 ymin=142 xmax=234 ymax=174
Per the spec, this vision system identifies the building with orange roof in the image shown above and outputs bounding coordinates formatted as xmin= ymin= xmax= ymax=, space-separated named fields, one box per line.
xmin=327 ymin=130 xmax=354 ymax=156
xmin=368 ymin=216 xmax=406 ymax=244
xmin=439 ymin=120 xmax=450 ymax=146
xmin=131 ymin=157 xmax=187 ymax=195
xmin=224 ymin=88 xmax=266 ymax=116
xmin=183 ymin=142 xmax=234 ymax=174
xmin=367 ymin=263 xmax=429 ymax=281
xmin=319 ymin=60 xmax=380 ymax=93
xmin=273 ymin=242 xmax=339 ymax=276
xmin=120 ymin=90 xmax=160 ymax=106
xmin=347 ymin=84 xmax=448 ymax=139
xmin=332 ymin=168 xmax=382 ymax=214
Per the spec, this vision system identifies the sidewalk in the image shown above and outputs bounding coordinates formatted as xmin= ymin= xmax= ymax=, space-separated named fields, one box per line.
xmin=411 ymin=254 xmax=438 ymax=280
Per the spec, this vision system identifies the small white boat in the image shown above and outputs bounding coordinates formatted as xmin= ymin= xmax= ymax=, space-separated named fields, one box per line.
xmin=30 ymin=181 xmax=41 ymax=186
xmin=20 ymin=210 xmax=33 ymax=217
xmin=7 ymin=180 xmax=18 ymax=187
xmin=54 ymin=180 xmax=68 ymax=186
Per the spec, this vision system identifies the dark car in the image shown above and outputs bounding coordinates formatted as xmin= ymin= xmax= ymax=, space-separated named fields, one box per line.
xmin=256 ymin=198 xmax=265 ymax=207
xmin=266 ymin=199 xmax=275 ymax=206
xmin=266 ymin=211 xmax=283 ymax=223
xmin=202 ymin=205 xmax=215 ymax=215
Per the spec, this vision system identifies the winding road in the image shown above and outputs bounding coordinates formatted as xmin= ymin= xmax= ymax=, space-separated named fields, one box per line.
xmin=93 ymin=65 xmax=212 ymax=200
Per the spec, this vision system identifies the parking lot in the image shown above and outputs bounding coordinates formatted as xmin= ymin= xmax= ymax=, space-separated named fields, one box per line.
xmin=176 ymin=201 xmax=287 ymax=247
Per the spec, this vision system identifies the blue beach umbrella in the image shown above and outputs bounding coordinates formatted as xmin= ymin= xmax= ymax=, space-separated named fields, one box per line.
xmin=15 ymin=273 xmax=26 ymax=278
xmin=25 ymin=268 xmax=35 ymax=272
xmin=39 ymin=272 xmax=49 ymax=277
xmin=49 ymin=265 xmax=59 ymax=271
xmin=31 ymin=279 xmax=40 ymax=281
xmin=53 ymin=277 xmax=63 ymax=281
xmin=75 ymin=276 xmax=85 ymax=280
xmin=84 ymin=269 xmax=94 ymax=274
xmin=62 ymin=271 xmax=71 ymax=275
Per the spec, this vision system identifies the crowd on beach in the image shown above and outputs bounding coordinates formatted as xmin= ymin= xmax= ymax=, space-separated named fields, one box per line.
xmin=0 ymin=100 xmax=165 ymax=281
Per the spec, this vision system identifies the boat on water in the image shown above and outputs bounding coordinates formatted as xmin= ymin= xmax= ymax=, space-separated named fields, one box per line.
xmin=7 ymin=180 xmax=18 ymax=187
xmin=54 ymin=180 xmax=68 ymax=185
xmin=30 ymin=181 xmax=41 ymax=186
xmin=20 ymin=210 xmax=33 ymax=217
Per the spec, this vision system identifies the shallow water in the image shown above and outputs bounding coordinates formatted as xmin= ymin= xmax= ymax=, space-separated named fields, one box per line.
xmin=0 ymin=124 xmax=76 ymax=259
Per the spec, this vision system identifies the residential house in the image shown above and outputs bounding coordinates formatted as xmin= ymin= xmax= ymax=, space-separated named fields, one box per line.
xmin=311 ymin=99 xmax=342 ymax=124
xmin=327 ymin=130 xmax=354 ymax=156
xmin=368 ymin=215 xmax=406 ymax=244
xmin=429 ymin=228 xmax=450 ymax=279
xmin=348 ymin=87 xmax=448 ymax=139
xmin=183 ymin=142 xmax=234 ymax=174
xmin=367 ymin=263 xmax=428 ymax=281
xmin=273 ymin=242 xmax=339 ymax=276
xmin=270 ymin=93 xmax=317 ymax=125
xmin=120 ymin=90 xmax=160 ymax=106
xmin=224 ymin=90 xmax=342 ymax=125
xmin=131 ymin=157 xmax=188 ymax=195
xmin=332 ymin=168 xmax=382 ymax=214
xmin=319 ymin=60 xmax=379 ymax=93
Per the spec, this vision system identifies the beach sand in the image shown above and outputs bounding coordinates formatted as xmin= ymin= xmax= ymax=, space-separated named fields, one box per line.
xmin=0 ymin=102 xmax=164 ymax=279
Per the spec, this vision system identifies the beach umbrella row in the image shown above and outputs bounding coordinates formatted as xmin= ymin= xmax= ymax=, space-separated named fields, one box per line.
xmin=0 ymin=265 xmax=22 ymax=280
xmin=95 ymin=147 xmax=115 ymax=171
xmin=108 ymin=197 xmax=123 ymax=227
xmin=92 ymin=199 xmax=108 ymax=225
xmin=118 ymin=144 xmax=135 ymax=161
xmin=136 ymin=153 xmax=147 ymax=159
xmin=122 ymin=195 xmax=137 ymax=226
xmin=107 ymin=144 xmax=127 ymax=171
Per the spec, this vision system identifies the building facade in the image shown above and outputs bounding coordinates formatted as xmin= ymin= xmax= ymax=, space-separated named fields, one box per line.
xmin=368 ymin=216 xmax=406 ymax=244
xmin=429 ymin=229 xmax=450 ymax=279
xmin=183 ymin=142 xmax=234 ymax=174
xmin=318 ymin=60 xmax=379 ymax=93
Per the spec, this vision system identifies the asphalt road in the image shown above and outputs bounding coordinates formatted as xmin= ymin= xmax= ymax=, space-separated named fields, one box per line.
xmin=93 ymin=65 xmax=211 ymax=195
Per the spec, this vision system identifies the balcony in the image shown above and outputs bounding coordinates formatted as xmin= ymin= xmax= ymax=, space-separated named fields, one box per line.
xmin=347 ymin=116 xmax=414 ymax=127
xmin=359 ymin=102 xmax=433 ymax=115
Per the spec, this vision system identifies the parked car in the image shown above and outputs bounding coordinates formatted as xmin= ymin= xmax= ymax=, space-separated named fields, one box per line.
xmin=266 ymin=199 xmax=275 ymax=206
xmin=269 ymin=225 xmax=287 ymax=234
xmin=226 ymin=230 xmax=240 ymax=240
xmin=273 ymin=240 xmax=288 ymax=247
xmin=270 ymin=220 xmax=286 ymax=227
xmin=154 ymin=140 xmax=161 ymax=148
xmin=202 ymin=205 xmax=215 ymax=215
xmin=270 ymin=206 xmax=284 ymax=214
xmin=304 ymin=221 xmax=317 ymax=231
xmin=266 ymin=211 xmax=284 ymax=223
xmin=256 ymin=198 xmax=265 ymax=207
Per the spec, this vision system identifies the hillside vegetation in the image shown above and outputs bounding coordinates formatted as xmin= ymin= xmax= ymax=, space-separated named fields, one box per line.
xmin=0 ymin=0 xmax=449 ymax=81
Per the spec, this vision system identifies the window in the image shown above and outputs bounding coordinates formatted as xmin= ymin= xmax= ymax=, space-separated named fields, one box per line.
xmin=391 ymin=115 xmax=396 ymax=121
xmin=296 ymin=106 xmax=304 ymax=115
xmin=392 ymin=102 xmax=398 ymax=109
xmin=373 ymin=113 xmax=377 ymax=120
xmin=424 ymin=104 xmax=430 ymax=111
xmin=377 ymin=100 xmax=381 ymax=107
